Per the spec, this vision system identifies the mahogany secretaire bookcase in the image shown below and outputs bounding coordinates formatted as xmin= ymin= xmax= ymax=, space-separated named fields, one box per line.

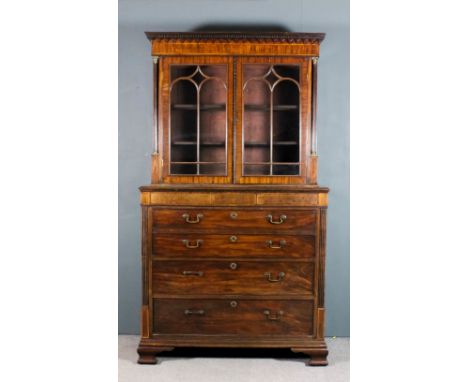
xmin=137 ymin=32 xmax=329 ymax=366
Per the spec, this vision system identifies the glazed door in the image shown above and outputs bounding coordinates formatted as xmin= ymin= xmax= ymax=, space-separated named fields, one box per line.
xmin=235 ymin=57 xmax=311 ymax=184
xmin=160 ymin=57 xmax=233 ymax=183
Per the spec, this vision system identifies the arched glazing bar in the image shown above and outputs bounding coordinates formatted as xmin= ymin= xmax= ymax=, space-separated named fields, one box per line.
xmin=169 ymin=65 xmax=227 ymax=175
xmin=243 ymin=65 xmax=301 ymax=176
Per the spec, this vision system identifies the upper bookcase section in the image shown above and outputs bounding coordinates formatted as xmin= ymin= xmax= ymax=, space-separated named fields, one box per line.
xmin=145 ymin=32 xmax=325 ymax=57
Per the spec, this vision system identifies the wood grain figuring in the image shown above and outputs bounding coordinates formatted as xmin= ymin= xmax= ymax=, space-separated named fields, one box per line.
xmin=141 ymin=206 xmax=149 ymax=305
xmin=318 ymin=193 xmax=328 ymax=206
xmin=147 ymin=208 xmax=154 ymax=337
xmin=141 ymin=305 xmax=150 ymax=338
xmin=151 ymin=40 xmax=320 ymax=57
xmin=257 ymin=193 xmax=318 ymax=206
xmin=153 ymin=299 xmax=314 ymax=335
xmin=318 ymin=209 xmax=327 ymax=307
xmin=317 ymin=308 xmax=325 ymax=340
xmin=152 ymin=208 xmax=317 ymax=232
xmin=308 ymin=155 xmax=318 ymax=185
xmin=142 ymin=336 xmax=325 ymax=348
xmin=143 ymin=191 xmax=328 ymax=206
xmin=150 ymin=192 xmax=211 ymax=205
xmin=151 ymin=153 xmax=161 ymax=184
xmin=141 ymin=192 xmax=151 ymax=205
xmin=139 ymin=31 xmax=329 ymax=367
xmin=235 ymin=57 xmax=310 ymax=185
xmin=151 ymin=56 xmax=161 ymax=183
xmin=159 ymin=56 xmax=234 ymax=184
xmin=153 ymin=234 xmax=315 ymax=258
xmin=152 ymin=261 xmax=314 ymax=295
xmin=210 ymin=192 xmax=255 ymax=205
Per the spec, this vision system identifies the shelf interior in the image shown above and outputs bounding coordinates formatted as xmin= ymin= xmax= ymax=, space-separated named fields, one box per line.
xmin=242 ymin=64 xmax=301 ymax=176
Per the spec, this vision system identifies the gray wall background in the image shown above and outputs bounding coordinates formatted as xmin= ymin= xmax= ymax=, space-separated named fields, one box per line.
xmin=119 ymin=0 xmax=349 ymax=336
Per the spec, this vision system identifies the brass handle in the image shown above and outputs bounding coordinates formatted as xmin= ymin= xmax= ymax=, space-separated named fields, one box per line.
xmin=182 ymin=239 xmax=203 ymax=248
xmin=264 ymin=310 xmax=284 ymax=320
xmin=266 ymin=239 xmax=286 ymax=249
xmin=182 ymin=213 xmax=203 ymax=224
xmin=264 ymin=271 xmax=286 ymax=282
xmin=230 ymin=235 xmax=238 ymax=243
xmin=230 ymin=212 xmax=238 ymax=219
xmin=230 ymin=301 xmax=238 ymax=308
xmin=184 ymin=309 xmax=205 ymax=315
xmin=266 ymin=214 xmax=287 ymax=224
xmin=182 ymin=271 xmax=204 ymax=276
xmin=230 ymin=262 xmax=238 ymax=270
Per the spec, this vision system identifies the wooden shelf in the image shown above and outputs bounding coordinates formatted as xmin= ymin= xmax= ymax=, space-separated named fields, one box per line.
xmin=171 ymin=161 xmax=226 ymax=165
xmin=171 ymin=104 xmax=226 ymax=111
xmin=172 ymin=141 xmax=225 ymax=147
xmin=244 ymin=141 xmax=299 ymax=147
xmin=244 ymin=162 xmax=300 ymax=165
xmin=244 ymin=104 xmax=298 ymax=111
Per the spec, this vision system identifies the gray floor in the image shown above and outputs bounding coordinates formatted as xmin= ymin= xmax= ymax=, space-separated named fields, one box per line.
xmin=119 ymin=335 xmax=349 ymax=382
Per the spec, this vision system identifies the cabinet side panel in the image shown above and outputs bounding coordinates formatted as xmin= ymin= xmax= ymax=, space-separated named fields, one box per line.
xmin=141 ymin=206 xmax=151 ymax=338
xmin=316 ymin=208 xmax=327 ymax=339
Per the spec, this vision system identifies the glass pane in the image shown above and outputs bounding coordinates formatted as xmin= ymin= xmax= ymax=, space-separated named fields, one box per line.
xmin=169 ymin=65 xmax=227 ymax=175
xmin=243 ymin=64 xmax=300 ymax=176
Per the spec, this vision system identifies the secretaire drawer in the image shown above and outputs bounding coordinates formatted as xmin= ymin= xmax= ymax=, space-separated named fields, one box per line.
xmin=152 ymin=208 xmax=317 ymax=233
xmin=152 ymin=260 xmax=313 ymax=295
xmin=153 ymin=299 xmax=314 ymax=335
xmin=153 ymin=234 xmax=315 ymax=258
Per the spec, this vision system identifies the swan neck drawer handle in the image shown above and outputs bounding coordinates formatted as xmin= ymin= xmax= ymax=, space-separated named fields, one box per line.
xmin=264 ymin=310 xmax=284 ymax=320
xmin=182 ymin=213 xmax=203 ymax=224
xmin=266 ymin=214 xmax=287 ymax=224
xmin=264 ymin=271 xmax=286 ymax=282
xmin=184 ymin=309 xmax=205 ymax=316
xmin=266 ymin=239 xmax=286 ymax=249
xmin=182 ymin=271 xmax=204 ymax=277
xmin=182 ymin=239 xmax=203 ymax=248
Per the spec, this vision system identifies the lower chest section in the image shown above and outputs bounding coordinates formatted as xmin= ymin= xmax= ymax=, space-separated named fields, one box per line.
xmin=146 ymin=204 xmax=324 ymax=337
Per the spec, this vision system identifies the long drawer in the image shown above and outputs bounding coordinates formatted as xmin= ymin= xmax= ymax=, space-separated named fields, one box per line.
xmin=153 ymin=234 xmax=315 ymax=258
xmin=152 ymin=260 xmax=314 ymax=295
xmin=152 ymin=208 xmax=317 ymax=233
xmin=153 ymin=298 xmax=314 ymax=335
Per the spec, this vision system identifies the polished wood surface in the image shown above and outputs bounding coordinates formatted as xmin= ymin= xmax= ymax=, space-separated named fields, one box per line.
xmin=146 ymin=32 xmax=323 ymax=57
xmin=152 ymin=260 xmax=314 ymax=295
xmin=153 ymin=298 xmax=314 ymax=335
xmin=153 ymin=234 xmax=315 ymax=258
xmin=141 ymin=189 xmax=329 ymax=207
xmin=139 ymin=31 xmax=328 ymax=366
xmin=159 ymin=56 xmax=234 ymax=184
xmin=235 ymin=57 xmax=310 ymax=184
xmin=152 ymin=208 xmax=317 ymax=232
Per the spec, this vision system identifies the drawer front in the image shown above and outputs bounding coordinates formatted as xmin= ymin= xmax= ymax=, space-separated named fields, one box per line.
xmin=153 ymin=234 xmax=314 ymax=258
xmin=152 ymin=261 xmax=313 ymax=295
xmin=152 ymin=209 xmax=317 ymax=232
xmin=153 ymin=299 xmax=313 ymax=335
